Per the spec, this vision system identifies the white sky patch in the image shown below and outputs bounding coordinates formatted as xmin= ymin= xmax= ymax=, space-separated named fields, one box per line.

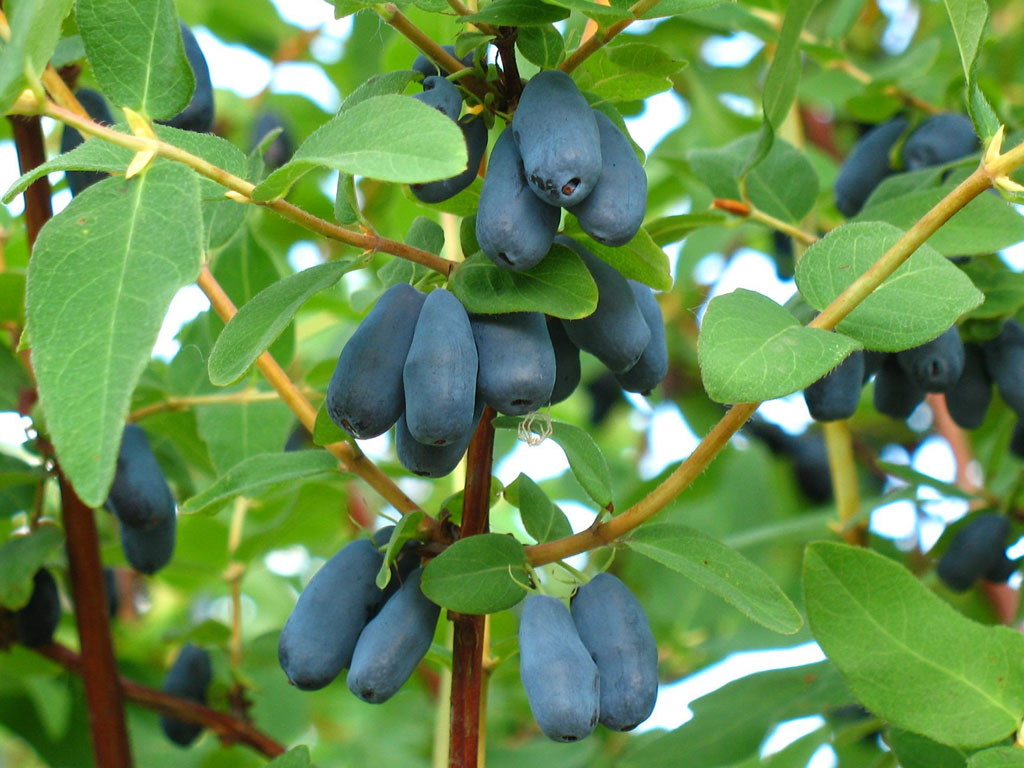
xmin=757 ymin=393 xmax=814 ymax=435
xmin=1001 ymin=208 xmax=1024 ymax=269
xmin=761 ymin=715 xmax=826 ymax=758
xmin=2 ymin=141 xmax=25 ymax=217
xmin=494 ymin=436 xmax=570 ymax=486
xmin=0 ymin=413 xmax=31 ymax=449
xmin=912 ymin=436 xmax=968 ymax=523
xmin=701 ymin=32 xmax=765 ymax=68
xmin=153 ymin=285 xmax=211 ymax=360
xmin=637 ymin=642 xmax=826 ymax=732
xmin=272 ymin=63 xmax=342 ymax=112
xmin=625 ymin=90 xmax=689 ymax=156
xmin=870 ymin=499 xmax=917 ymax=540
xmin=264 ymin=545 xmax=311 ymax=577
xmin=554 ymin=499 xmax=596 ymax=570
xmin=639 ymin=402 xmax=699 ymax=479
xmin=719 ymin=92 xmax=757 ymax=117
xmin=270 ymin=0 xmax=351 ymax=34
xmin=287 ymin=241 xmax=325 ymax=271
xmin=194 ymin=28 xmax=273 ymax=97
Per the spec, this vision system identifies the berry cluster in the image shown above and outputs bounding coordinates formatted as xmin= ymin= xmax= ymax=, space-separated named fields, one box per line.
xmin=519 ymin=574 xmax=658 ymax=742
xmin=936 ymin=513 xmax=1017 ymax=592
xmin=325 ymin=65 xmax=666 ymax=477
xmin=278 ymin=527 xmax=439 ymax=703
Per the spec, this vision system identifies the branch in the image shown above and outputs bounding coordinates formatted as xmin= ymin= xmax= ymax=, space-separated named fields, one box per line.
xmin=448 ymin=406 xmax=495 ymax=768
xmin=33 ymin=642 xmax=286 ymax=758
xmin=445 ymin=0 xmax=499 ymax=37
xmin=58 ymin=471 xmax=134 ymax=767
xmin=711 ymin=198 xmax=819 ymax=245
xmin=495 ymin=28 xmax=523 ymax=105
xmin=37 ymin=99 xmax=457 ymax=276
xmin=7 ymin=116 xmax=52 ymax=246
xmin=376 ymin=4 xmax=493 ymax=103
xmin=823 ymin=420 xmax=864 ymax=545
xmin=560 ymin=0 xmax=665 ymax=73
xmin=526 ymin=136 xmax=1024 ymax=566
xmin=129 ymin=390 xmax=288 ymax=422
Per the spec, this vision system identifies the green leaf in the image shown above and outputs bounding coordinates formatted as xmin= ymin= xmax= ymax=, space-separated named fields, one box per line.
xmin=515 ymin=25 xmax=565 ymax=69
xmin=559 ymin=226 xmax=673 ymax=292
xmin=795 ymin=222 xmax=985 ymax=351
xmin=266 ymin=745 xmax=311 ymax=768
xmin=0 ymin=0 xmax=74 ymax=114
xmin=76 ymin=0 xmax=194 ymax=119
xmin=252 ymin=95 xmax=469 ymax=202
xmin=876 ymin=461 xmax=977 ymax=501
xmin=505 ymin=474 xmax=573 ymax=544
xmin=969 ymin=747 xmax=1024 ymax=768
xmin=494 ymin=417 xmax=613 ymax=508
xmin=942 ymin=0 xmax=999 ymax=137
xmin=575 ymin=45 xmax=686 ymax=104
xmin=636 ymin=0 xmax=726 ymax=18
xmin=313 ymin=403 xmax=347 ymax=447
xmin=698 ymin=289 xmax=861 ymax=403
xmin=459 ymin=0 xmax=569 ymax=26
xmin=645 ymin=212 xmax=728 ymax=246
xmin=26 ymin=164 xmax=202 ymax=507
xmin=449 ymin=246 xmax=598 ymax=319
xmin=804 ymin=542 xmax=1024 ymax=748
xmin=627 ymin=523 xmax=803 ymax=634
xmin=542 ymin=0 xmax=632 ymax=23
xmin=0 ymin=343 xmax=31 ymax=412
xmin=195 ymin=396 xmax=294 ymax=474
xmin=622 ymin=663 xmax=850 ymax=768
xmin=0 ymin=525 xmax=64 ymax=610
xmin=420 ymin=533 xmax=528 ymax=614
xmin=180 ymin=451 xmax=338 ymax=515
xmin=960 ymin=260 xmax=1024 ymax=319
xmin=856 ymin=187 xmax=1024 ymax=256
xmin=742 ymin=0 xmax=818 ymax=172
xmin=208 ymin=259 xmax=362 ymax=386
xmin=688 ymin=134 xmax=819 ymax=223
xmin=376 ymin=511 xmax=424 ymax=589
xmin=887 ymin=729 xmax=968 ymax=768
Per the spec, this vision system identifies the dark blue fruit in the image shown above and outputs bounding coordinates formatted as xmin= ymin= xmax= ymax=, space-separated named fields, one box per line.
xmin=61 ymin=88 xmax=114 ymax=195
xmin=945 ymin=343 xmax=991 ymax=429
xmin=283 ymin=423 xmax=315 ymax=452
xmin=412 ymin=45 xmax=474 ymax=78
xmin=772 ymin=231 xmax=795 ymax=280
xmin=982 ymin=320 xmax=1024 ymax=416
xmin=790 ymin=433 xmax=833 ymax=504
xmin=547 ymin=317 xmax=581 ymax=405
xmin=106 ymin=424 xmax=176 ymax=529
xmin=347 ymin=568 xmax=440 ymax=703
xmin=411 ymin=114 xmax=487 ymax=204
xmin=414 ymin=76 xmax=462 ymax=122
xmin=403 ymin=289 xmax=478 ymax=446
xmin=518 ymin=594 xmax=600 ymax=742
xmin=158 ymin=23 xmax=214 ymax=133
xmin=896 ymin=326 xmax=965 ymax=393
xmin=471 ymin=312 xmax=555 ymax=415
xmin=862 ymin=349 xmax=886 ymax=382
xmin=558 ymin=237 xmax=650 ymax=373
xmin=476 ymin=128 xmax=560 ymax=271
xmin=327 ymin=283 xmax=425 ymax=439
xmin=252 ymin=111 xmax=293 ymax=169
xmin=14 ymin=569 xmax=61 ymax=647
xmin=937 ymin=514 xmax=1011 ymax=592
xmin=873 ymin=353 xmax=925 ymax=419
xmin=571 ymin=573 xmax=658 ymax=731
xmin=120 ymin=511 xmax=176 ymax=575
xmin=834 ymin=117 xmax=907 ymax=217
xmin=159 ymin=644 xmax=212 ymax=747
xmin=512 ymin=71 xmax=602 ymax=207
xmin=278 ymin=539 xmax=386 ymax=690
xmin=586 ymin=372 xmax=623 ymax=426
xmin=901 ymin=114 xmax=977 ymax=171
xmin=615 ymin=281 xmax=667 ymax=395
xmin=395 ymin=399 xmax=482 ymax=477
xmin=565 ymin=110 xmax=646 ymax=246
xmin=803 ymin=350 xmax=865 ymax=422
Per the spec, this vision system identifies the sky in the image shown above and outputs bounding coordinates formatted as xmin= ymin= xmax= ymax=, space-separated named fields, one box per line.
xmin=0 ymin=1 xmax=1010 ymax=763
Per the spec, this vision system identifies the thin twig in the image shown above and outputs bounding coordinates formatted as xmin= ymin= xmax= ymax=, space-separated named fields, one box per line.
xmin=560 ymin=0 xmax=665 ymax=73
xmin=129 ymin=390 xmax=288 ymax=422
xmin=445 ymin=0 xmax=499 ymax=36
xmin=711 ymin=198 xmax=819 ymax=245
xmin=33 ymin=642 xmax=286 ymax=758
xmin=823 ymin=421 xmax=864 ymax=545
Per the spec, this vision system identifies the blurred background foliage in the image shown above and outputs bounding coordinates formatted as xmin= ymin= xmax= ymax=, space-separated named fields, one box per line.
xmin=2 ymin=0 xmax=1024 ymax=765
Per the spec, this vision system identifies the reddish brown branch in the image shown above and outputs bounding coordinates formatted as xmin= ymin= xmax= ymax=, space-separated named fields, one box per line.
xmin=34 ymin=642 xmax=286 ymax=758
xmin=58 ymin=473 xmax=134 ymax=767
xmin=8 ymin=116 xmax=53 ymax=247
xmin=449 ymin=407 xmax=496 ymax=768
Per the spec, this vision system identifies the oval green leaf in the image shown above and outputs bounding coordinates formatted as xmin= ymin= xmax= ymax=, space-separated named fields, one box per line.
xmin=421 ymin=533 xmax=528 ymax=615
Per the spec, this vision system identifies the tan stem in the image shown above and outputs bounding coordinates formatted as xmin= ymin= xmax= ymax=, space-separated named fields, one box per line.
xmin=823 ymin=420 xmax=864 ymax=545
xmin=560 ymin=0 xmax=665 ymax=73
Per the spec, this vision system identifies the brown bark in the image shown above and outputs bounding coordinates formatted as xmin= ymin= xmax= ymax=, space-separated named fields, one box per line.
xmin=448 ymin=407 xmax=495 ymax=768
